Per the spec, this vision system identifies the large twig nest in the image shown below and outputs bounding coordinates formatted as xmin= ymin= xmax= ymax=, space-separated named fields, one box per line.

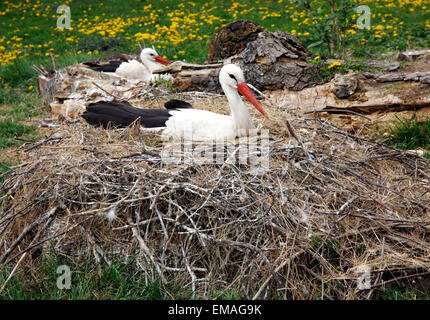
xmin=1 ymin=95 xmax=429 ymax=299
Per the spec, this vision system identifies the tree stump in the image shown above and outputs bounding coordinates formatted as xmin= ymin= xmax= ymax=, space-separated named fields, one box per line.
xmin=208 ymin=20 xmax=264 ymax=63
xmin=230 ymin=30 xmax=317 ymax=91
xmin=207 ymin=21 xmax=318 ymax=91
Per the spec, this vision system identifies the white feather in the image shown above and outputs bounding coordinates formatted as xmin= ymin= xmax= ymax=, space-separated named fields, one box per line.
xmin=114 ymin=59 xmax=150 ymax=81
xmin=163 ymin=109 xmax=235 ymax=141
xmin=150 ymin=73 xmax=174 ymax=82
xmin=106 ymin=207 xmax=117 ymax=222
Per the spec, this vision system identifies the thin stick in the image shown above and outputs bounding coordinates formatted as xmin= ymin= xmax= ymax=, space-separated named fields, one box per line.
xmin=252 ymin=249 xmax=305 ymax=300
xmin=286 ymin=120 xmax=314 ymax=161
xmin=91 ymin=81 xmax=123 ymax=100
xmin=367 ymin=270 xmax=430 ymax=290
xmin=335 ymin=196 xmax=359 ymax=223
xmin=247 ymin=83 xmax=270 ymax=99
xmin=318 ymin=210 xmax=430 ymax=225
xmin=182 ymin=246 xmax=197 ymax=298
xmin=304 ymin=109 xmax=371 ymax=121
xmin=366 ymin=236 xmax=385 ymax=299
xmin=129 ymin=218 xmax=166 ymax=284
xmin=0 ymin=252 xmax=28 ymax=295
xmin=49 ymin=52 xmax=57 ymax=71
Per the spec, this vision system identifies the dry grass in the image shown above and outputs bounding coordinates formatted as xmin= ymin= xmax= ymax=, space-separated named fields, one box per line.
xmin=0 ymin=95 xmax=430 ymax=300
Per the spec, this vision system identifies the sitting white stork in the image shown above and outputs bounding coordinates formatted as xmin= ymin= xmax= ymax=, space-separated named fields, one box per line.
xmin=82 ymin=64 xmax=269 ymax=141
xmin=83 ymin=48 xmax=171 ymax=82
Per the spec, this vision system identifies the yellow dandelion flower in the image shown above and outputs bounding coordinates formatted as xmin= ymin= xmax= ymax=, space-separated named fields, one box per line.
xmin=328 ymin=61 xmax=342 ymax=69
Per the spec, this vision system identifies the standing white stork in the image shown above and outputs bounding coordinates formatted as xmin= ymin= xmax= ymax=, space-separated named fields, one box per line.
xmin=83 ymin=48 xmax=171 ymax=82
xmin=82 ymin=64 xmax=269 ymax=141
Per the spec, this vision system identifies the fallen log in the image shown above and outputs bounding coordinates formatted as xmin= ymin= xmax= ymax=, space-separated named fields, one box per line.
xmin=398 ymin=49 xmax=430 ymax=61
xmin=270 ymin=69 xmax=430 ymax=131
xmin=152 ymin=61 xmax=223 ymax=91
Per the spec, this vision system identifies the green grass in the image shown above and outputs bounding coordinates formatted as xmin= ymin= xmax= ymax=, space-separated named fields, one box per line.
xmin=76 ymin=36 xmax=127 ymax=53
xmin=0 ymin=88 xmax=45 ymax=119
xmin=0 ymin=87 xmax=44 ymax=151
xmin=0 ymin=254 xmax=186 ymax=300
xmin=0 ymin=161 xmax=12 ymax=188
xmin=0 ymin=118 xmax=38 ymax=149
xmin=375 ymin=285 xmax=427 ymax=300
xmin=1 ymin=251 xmax=426 ymax=300
xmin=309 ymin=57 xmax=385 ymax=83
xmin=0 ymin=251 xmax=270 ymax=300
xmin=382 ymin=116 xmax=430 ymax=154
xmin=0 ymin=251 xmax=258 ymax=300
xmin=149 ymin=77 xmax=175 ymax=90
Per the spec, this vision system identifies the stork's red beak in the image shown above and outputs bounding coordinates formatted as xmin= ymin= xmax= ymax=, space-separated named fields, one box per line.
xmin=237 ymin=82 xmax=270 ymax=120
xmin=155 ymin=56 xmax=171 ymax=66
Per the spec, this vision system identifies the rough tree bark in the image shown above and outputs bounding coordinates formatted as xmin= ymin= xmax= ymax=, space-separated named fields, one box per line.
xmin=205 ymin=20 xmax=318 ymax=92
xmin=208 ymin=20 xmax=264 ymax=63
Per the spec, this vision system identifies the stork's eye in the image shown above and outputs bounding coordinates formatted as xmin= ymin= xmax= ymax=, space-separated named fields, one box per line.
xmin=229 ymin=74 xmax=237 ymax=82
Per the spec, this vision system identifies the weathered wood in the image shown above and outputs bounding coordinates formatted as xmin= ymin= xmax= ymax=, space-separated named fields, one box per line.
xmin=363 ymin=71 xmax=430 ymax=84
xmin=364 ymin=60 xmax=400 ymax=71
xmin=152 ymin=61 xmax=223 ymax=73
xmin=152 ymin=61 xmax=223 ymax=91
xmin=331 ymin=72 xmax=358 ymax=99
xmin=398 ymin=49 xmax=430 ymax=61
xmin=270 ymin=70 xmax=430 ymax=131
xmin=207 ymin=21 xmax=318 ymax=92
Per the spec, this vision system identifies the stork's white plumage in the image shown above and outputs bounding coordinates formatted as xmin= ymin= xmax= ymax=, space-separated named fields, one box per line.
xmin=115 ymin=48 xmax=172 ymax=82
xmin=83 ymin=48 xmax=171 ymax=82
xmin=162 ymin=65 xmax=269 ymax=140
xmin=82 ymin=64 xmax=269 ymax=141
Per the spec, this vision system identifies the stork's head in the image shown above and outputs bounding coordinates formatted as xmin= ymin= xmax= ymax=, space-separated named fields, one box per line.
xmin=140 ymin=48 xmax=171 ymax=66
xmin=219 ymin=64 xmax=246 ymax=89
xmin=219 ymin=64 xmax=270 ymax=120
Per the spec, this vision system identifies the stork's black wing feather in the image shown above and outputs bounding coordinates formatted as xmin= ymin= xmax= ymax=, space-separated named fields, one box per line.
xmin=82 ymin=101 xmax=172 ymax=129
xmin=164 ymin=99 xmax=193 ymax=110
xmin=83 ymin=60 xmax=124 ymax=73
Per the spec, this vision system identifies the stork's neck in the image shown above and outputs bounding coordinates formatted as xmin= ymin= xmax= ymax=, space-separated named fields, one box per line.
xmin=142 ymin=59 xmax=160 ymax=73
xmin=222 ymin=83 xmax=255 ymax=130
